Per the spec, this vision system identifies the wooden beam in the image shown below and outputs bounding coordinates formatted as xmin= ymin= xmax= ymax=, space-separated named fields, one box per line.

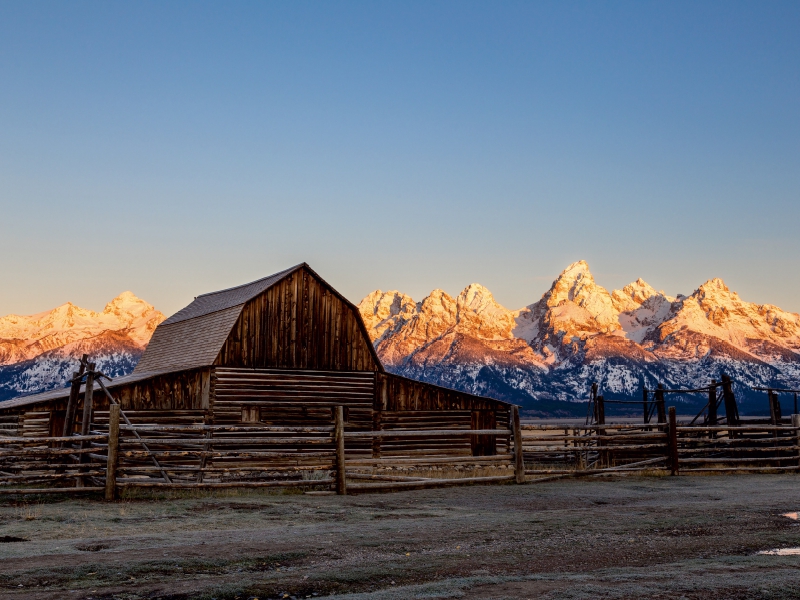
xmin=512 ymin=406 xmax=525 ymax=484
xmin=335 ymin=405 xmax=346 ymax=495
xmin=668 ymin=406 xmax=679 ymax=475
xmin=104 ymin=404 xmax=120 ymax=502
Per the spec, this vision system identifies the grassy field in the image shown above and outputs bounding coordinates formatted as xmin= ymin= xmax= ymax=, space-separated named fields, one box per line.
xmin=1 ymin=475 xmax=799 ymax=599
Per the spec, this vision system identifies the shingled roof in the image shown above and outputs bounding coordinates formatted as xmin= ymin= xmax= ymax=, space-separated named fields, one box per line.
xmin=133 ymin=263 xmax=305 ymax=374
xmin=161 ymin=264 xmax=302 ymax=325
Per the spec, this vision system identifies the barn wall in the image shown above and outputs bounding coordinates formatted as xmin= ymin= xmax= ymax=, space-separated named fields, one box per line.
xmin=215 ymin=267 xmax=379 ymax=372
xmin=378 ymin=373 xmax=509 ymax=412
xmin=0 ymin=406 xmax=23 ymax=437
xmin=211 ymin=367 xmax=375 ymax=431
xmin=111 ymin=369 xmax=210 ymax=412
xmin=376 ymin=373 xmax=511 ymax=455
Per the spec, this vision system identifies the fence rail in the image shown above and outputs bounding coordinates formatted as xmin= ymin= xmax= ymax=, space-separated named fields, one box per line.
xmin=1 ymin=406 xmax=799 ymax=498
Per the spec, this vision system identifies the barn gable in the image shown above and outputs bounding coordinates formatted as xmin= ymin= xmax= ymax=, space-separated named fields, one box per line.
xmin=216 ymin=266 xmax=380 ymax=372
xmin=134 ymin=263 xmax=380 ymax=376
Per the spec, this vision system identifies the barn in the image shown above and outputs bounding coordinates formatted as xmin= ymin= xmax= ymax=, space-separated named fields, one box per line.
xmin=0 ymin=264 xmax=510 ymax=459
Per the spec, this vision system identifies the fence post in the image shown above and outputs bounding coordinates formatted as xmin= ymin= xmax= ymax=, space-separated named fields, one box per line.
xmin=595 ymin=395 xmax=605 ymax=425
xmin=721 ymin=374 xmax=739 ymax=427
xmin=595 ymin=396 xmax=606 ymax=466
xmin=62 ymin=354 xmax=88 ymax=442
xmin=512 ymin=406 xmax=525 ymax=484
xmin=105 ymin=404 xmax=120 ymax=501
xmin=708 ymin=380 xmax=717 ymax=427
xmin=335 ymin=405 xmax=347 ymax=495
xmin=642 ymin=387 xmax=649 ymax=424
xmin=668 ymin=406 xmax=679 ymax=475
xmin=768 ymin=390 xmax=782 ymax=425
xmin=792 ymin=414 xmax=800 ymax=472
xmin=656 ymin=385 xmax=666 ymax=424
xmin=80 ymin=363 xmax=96 ymax=437
xmin=76 ymin=363 xmax=96 ymax=487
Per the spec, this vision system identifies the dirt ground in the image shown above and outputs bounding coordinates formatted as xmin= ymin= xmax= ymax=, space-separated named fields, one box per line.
xmin=1 ymin=475 xmax=799 ymax=599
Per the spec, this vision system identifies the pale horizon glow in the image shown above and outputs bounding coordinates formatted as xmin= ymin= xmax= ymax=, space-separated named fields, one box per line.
xmin=1 ymin=2 xmax=799 ymax=317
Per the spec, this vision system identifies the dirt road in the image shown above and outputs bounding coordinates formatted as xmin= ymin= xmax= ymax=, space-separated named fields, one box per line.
xmin=1 ymin=475 xmax=799 ymax=599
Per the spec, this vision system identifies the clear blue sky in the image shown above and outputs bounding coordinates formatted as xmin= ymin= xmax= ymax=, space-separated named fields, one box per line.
xmin=1 ymin=1 xmax=799 ymax=317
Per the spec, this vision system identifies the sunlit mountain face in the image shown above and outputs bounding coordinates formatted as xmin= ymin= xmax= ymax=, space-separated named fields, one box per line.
xmin=0 ymin=293 xmax=165 ymax=400
xmin=3 ymin=266 xmax=798 ymax=417
xmin=358 ymin=261 xmax=800 ymax=416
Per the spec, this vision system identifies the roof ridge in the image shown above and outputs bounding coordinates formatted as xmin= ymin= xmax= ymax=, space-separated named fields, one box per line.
xmin=161 ymin=263 xmax=308 ymax=326
xmin=194 ymin=263 xmax=306 ymax=299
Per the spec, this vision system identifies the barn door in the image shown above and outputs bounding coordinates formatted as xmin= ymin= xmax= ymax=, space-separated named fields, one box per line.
xmin=470 ymin=409 xmax=496 ymax=456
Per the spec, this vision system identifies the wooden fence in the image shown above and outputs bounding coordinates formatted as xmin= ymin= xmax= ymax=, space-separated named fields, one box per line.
xmin=1 ymin=406 xmax=799 ymax=498
xmin=520 ymin=408 xmax=800 ymax=480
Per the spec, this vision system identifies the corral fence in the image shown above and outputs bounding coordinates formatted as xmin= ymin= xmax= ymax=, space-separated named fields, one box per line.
xmin=521 ymin=407 xmax=800 ymax=480
xmin=2 ymin=406 xmax=799 ymax=498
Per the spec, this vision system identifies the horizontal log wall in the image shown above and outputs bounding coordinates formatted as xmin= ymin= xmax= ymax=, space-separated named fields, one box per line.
xmin=212 ymin=368 xmax=375 ymax=426
xmin=379 ymin=373 xmax=506 ymax=412
xmin=211 ymin=368 xmax=377 ymax=461
xmin=0 ymin=413 xmax=21 ymax=437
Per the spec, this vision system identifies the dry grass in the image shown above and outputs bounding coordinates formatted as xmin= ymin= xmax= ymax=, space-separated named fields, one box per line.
xmin=15 ymin=502 xmax=42 ymax=521
xmin=352 ymin=464 xmax=516 ymax=479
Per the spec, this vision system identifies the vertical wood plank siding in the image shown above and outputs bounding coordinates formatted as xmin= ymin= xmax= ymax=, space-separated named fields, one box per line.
xmin=113 ymin=369 xmax=210 ymax=412
xmin=215 ymin=268 xmax=380 ymax=372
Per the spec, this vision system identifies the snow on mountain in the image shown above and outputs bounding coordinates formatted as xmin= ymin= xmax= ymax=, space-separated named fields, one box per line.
xmin=0 ymin=293 xmax=164 ymax=400
xmin=358 ymin=262 xmax=800 ymax=414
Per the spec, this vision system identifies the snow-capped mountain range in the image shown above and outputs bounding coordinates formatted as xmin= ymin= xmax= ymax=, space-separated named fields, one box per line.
xmin=2 ymin=264 xmax=798 ymax=416
xmin=0 ymin=292 xmax=164 ymax=400
xmin=358 ymin=261 xmax=800 ymax=415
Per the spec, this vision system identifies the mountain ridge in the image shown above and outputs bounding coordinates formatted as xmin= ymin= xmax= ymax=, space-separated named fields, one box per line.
xmin=0 ymin=292 xmax=164 ymax=400
xmin=358 ymin=261 xmax=800 ymax=415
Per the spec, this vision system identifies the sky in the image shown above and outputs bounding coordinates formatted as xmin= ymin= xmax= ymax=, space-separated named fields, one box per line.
xmin=1 ymin=1 xmax=799 ymax=318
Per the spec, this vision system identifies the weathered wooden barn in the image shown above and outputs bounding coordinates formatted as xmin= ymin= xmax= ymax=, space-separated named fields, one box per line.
xmin=0 ymin=264 xmax=510 ymax=457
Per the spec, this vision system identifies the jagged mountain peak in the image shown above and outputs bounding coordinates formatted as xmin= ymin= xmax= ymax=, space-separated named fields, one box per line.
xmin=0 ymin=294 xmax=165 ymax=368
xmin=359 ymin=262 xmax=800 ymax=409
xmin=419 ymin=289 xmax=456 ymax=315
xmin=621 ymin=278 xmax=658 ymax=303
xmin=540 ymin=260 xmax=618 ymax=329
xmin=457 ymin=283 xmax=502 ymax=312
xmin=695 ymin=278 xmax=733 ymax=298
xmin=546 ymin=261 xmax=594 ymax=300
xmin=103 ymin=291 xmax=160 ymax=325
xmin=610 ymin=278 xmax=664 ymax=313
xmin=0 ymin=292 xmax=165 ymax=399
xmin=357 ymin=290 xmax=417 ymax=344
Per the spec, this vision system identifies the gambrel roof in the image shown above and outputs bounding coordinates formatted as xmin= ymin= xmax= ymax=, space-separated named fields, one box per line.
xmin=133 ymin=262 xmax=381 ymax=374
xmin=133 ymin=264 xmax=305 ymax=374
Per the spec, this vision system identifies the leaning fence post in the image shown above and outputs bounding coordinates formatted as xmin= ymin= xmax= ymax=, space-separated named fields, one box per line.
xmin=80 ymin=363 xmax=96 ymax=437
xmin=511 ymin=406 xmax=525 ymax=484
xmin=792 ymin=414 xmax=800 ymax=472
xmin=76 ymin=363 xmax=96 ymax=487
xmin=105 ymin=404 xmax=120 ymax=501
xmin=668 ymin=406 xmax=679 ymax=475
xmin=335 ymin=405 xmax=347 ymax=495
